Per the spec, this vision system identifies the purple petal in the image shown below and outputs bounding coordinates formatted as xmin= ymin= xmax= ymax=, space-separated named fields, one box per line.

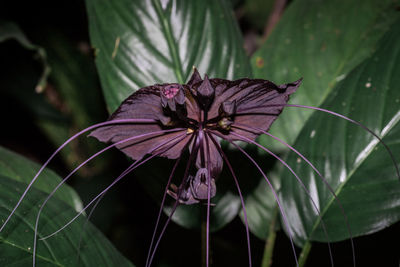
xmin=90 ymin=85 xmax=190 ymax=160
xmin=210 ymin=78 xmax=302 ymax=141
xmin=187 ymin=67 xmax=203 ymax=87
xmin=195 ymin=134 xmax=223 ymax=180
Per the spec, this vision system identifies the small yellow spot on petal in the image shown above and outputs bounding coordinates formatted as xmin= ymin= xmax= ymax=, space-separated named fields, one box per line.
xmin=187 ymin=128 xmax=194 ymax=134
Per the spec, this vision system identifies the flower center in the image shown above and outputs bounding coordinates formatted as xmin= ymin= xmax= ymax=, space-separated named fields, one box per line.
xmin=163 ymin=85 xmax=180 ymax=99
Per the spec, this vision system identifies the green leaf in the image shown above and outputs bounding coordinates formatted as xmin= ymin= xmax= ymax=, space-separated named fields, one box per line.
xmin=0 ymin=148 xmax=134 ymax=266
xmin=0 ymin=21 xmax=50 ymax=92
xmin=251 ymin=0 xmax=400 ymax=150
xmin=239 ymin=170 xmax=280 ymax=239
xmin=0 ymin=146 xmax=81 ymax=212
xmin=43 ymin=33 xmax=105 ymax=129
xmin=279 ymin=18 xmax=400 ymax=246
xmin=86 ymin=0 xmax=251 ymax=112
xmin=165 ymin=191 xmax=241 ymax=231
xmin=39 ymin=32 xmax=109 ymax=174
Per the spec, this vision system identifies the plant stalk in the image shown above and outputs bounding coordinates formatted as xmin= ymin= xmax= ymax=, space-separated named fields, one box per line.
xmin=261 ymin=207 xmax=278 ymax=267
xmin=298 ymin=241 xmax=312 ymax=267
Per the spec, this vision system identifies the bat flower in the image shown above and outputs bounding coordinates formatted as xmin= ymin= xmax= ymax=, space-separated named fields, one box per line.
xmin=90 ymin=69 xmax=302 ymax=204
xmin=3 ymin=68 xmax=398 ymax=267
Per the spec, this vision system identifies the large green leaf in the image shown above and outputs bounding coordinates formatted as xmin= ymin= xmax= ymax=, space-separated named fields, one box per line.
xmin=86 ymin=0 xmax=251 ymax=112
xmin=0 ymin=146 xmax=81 ymax=212
xmin=239 ymin=170 xmax=280 ymax=239
xmin=0 ymin=148 xmax=134 ymax=266
xmin=251 ymin=0 xmax=400 ymax=150
xmin=43 ymin=33 xmax=105 ymax=129
xmin=279 ymin=18 xmax=400 ymax=246
xmin=39 ymin=32 xmax=109 ymax=174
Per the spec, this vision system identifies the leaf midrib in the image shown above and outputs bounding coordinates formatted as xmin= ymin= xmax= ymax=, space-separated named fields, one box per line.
xmin=152 ymin=0 xmax=184 ymax=84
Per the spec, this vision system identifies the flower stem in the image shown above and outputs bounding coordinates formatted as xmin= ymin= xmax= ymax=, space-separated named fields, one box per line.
xmin=298 ymin=241 xmax=312 ymax=267
xmin=261 ymin=207 xmax=278 ymax=267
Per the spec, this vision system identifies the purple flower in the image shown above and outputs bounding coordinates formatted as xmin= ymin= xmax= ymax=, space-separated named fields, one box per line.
xmin=90 ymin=69 xmax=301 ymax=205
xmin=1 ymin=69 xmax=398 ymax=267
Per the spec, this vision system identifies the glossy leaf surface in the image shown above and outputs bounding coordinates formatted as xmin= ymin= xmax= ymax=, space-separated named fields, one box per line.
xmin=244 ymin=0 xmax=400 ymax=240
xmin=252 ymin=0 xmax=400 ymax=149
xmin=0 ymin=146 xmax=81 ymax=211
xmin=40 ymin=33 xmax=108 ymax=173
xmin=0 ymin=147 xmax=134 ymax=266
xmin=239 ymin=171 xmax=279 ymax=239
xmin=86 ymin=0 xmax=251 ymax=112
xmin=279 ymin=19 xmax=400 ymax=246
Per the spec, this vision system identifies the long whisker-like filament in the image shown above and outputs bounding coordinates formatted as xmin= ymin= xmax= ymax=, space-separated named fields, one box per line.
xmin=207 ymin=132 xmax=252 ymax=267
xmin=76 ymin=151 xmax=160 ymax=265
xmin=210 ymin=130 xmax=299 ymax=267
xmin=236 ymin=103 xmax=400 ymax=181
xmin=38 ymin=131 xmax=188 ymax=240
xmin=144 ymin=158 xmax=181 ymax=267
xmin=75 ymin=190 xmax=105 ymax=265
xmin=202 ymin=131 xmax=212 ymax=267
xmin=146 ymin=198 xmax=180 ymax=267
xmin=146 ymin=133 xmax=201 ymax=267
xmin=0 ymin=119 xmax=157 ymax=233
xmin=234 ymin=123 xmax=356 ymax=266
xmin=32 ymin=131 xmax=189 ymax=266
xmin=145 ymin=134 xmax=196 ymax=267
xmin=229 ymin=129 xmax=334 ymax=266
xmin=32 ymin=128 xmax=186 ymax=265
xmin=285 ymin=104 xmax=400 ymax=181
